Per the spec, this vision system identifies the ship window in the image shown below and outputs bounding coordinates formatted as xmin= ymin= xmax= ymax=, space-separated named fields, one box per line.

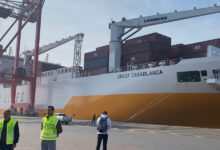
xmin=48 ymin=72 xmax=50 ymax=76
xmin=213 ymin=69 xmax=220 ymax=79
xmin=61 ymin=69 xmax=64 ymax=74
xmin=58 ymin=70 xmax=60 ymax=74
xmin=177 ymin=71 xmax=201 ymax=82
xmin=69 ymin=68 xmax=72 ymax=72
xmin=51 ymin=71 xmax=53 ymax=75
xmin=201 ymin=70 xmax=207 ymax=76
xmin=42 ymin=73 xmax=44 ymax=77
xmin=65 ymin=68 xmax=68 ymax=73
xmin=213 ymin=69 xmax=220 ymax=74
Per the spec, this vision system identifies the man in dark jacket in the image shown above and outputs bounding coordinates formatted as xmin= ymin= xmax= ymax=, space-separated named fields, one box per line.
xmin=0 ymin=109 xmax=20 ymax=150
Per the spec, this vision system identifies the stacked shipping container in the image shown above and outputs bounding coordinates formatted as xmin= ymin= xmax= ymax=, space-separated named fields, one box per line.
xmin=183 ymin=38 xmax=220 ymax=58
xmin=121 ymin=32 xmax=171 ymax=66
xmin=84 ymin=45 xmax=109 ymax=75
xmin=84 ymin=32 xmax=220 ymax=76
xmin=171 ymin=38 xmax=220 ymax=59
xmin=171 ymin=44 xmax=187 ymax=58
xmin=84 ymin=32 xmax=172 ymax=74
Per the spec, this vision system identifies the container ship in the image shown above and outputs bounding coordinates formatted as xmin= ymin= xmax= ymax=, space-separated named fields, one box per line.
xmin=1 ymin=32 xmax=220 ymax=128
xmin=1 ymin=4 xmax=220 ymax=128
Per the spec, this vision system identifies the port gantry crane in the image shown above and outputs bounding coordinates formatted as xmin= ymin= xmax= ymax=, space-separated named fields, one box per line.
xmin=0 ymin=0 xmax=44 ymax=110
xmin=0 ymin=32 xmax=84 ymax=109
xmin=0 ymin=0 xmax=84 ymax=111
xmin=0 ymin=0 xmax=44 ymax=55
xmin=109 ymin=4 xmax=220 ymax=72
xmin=23 ymin=33 xmax=84 ymax=75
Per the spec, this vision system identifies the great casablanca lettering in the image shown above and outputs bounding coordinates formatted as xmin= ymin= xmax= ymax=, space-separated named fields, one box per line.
xmin=117 ymin=70 xmax=163 ymax=79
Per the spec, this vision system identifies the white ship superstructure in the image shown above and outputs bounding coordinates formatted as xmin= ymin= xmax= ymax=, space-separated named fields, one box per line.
xmin=1 ymin=53 xmax=220 ymax=128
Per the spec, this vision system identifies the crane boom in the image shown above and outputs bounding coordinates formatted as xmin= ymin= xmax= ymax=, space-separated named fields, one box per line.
xmin=0 ymin=0 xmax=45 ymax=22
xmin=27 ymin=33 xmax=84 ymax=56
xmin=109 ymin=4 xmax=220 ymax=72
xmin=116 ymin=5 xmax=220 ymax=28
xmin=23 ymin=33 xmax=84 ymax=75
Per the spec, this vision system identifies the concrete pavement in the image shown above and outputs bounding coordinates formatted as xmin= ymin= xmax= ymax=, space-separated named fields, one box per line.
xmin=1 ymin=117 xmax=220 ymax=150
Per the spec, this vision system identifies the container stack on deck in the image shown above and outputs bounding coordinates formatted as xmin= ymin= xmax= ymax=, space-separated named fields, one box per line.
xmin=121 ymin=33 xmax=171 ymax=66
xmin=171 ymin=38 xmax=220 ymax=59
xmin=83 ymin=32 xmax=220 ymax=76
xmin=83 ymin=45 xmax=109 ymax=76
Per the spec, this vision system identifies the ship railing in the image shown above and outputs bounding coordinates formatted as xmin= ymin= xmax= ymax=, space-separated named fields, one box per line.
xmin=76 ymin=58 xmax=181 ymax=78
xmin=78 ymin=70 xmax=109 ymax=78
xmin=41 ymin=68 xmax=74 ymax=81
xmin=40 ymin=58 xmax=181 ymax=79
xmin=212 ymin=73 xmax=220 ymax=80
xmin=123 ymin=58 xmax=181 ymax=72
xmin=207 ymin=70 xmax=220 ymax=80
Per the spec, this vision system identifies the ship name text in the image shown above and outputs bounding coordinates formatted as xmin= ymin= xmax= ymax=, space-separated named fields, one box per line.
xmin=117 ymin=70 xmax=163 ymax=79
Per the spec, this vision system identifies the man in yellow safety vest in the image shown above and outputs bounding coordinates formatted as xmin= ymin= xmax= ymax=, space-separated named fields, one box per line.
xmin=41 ymin=106 xmax=62 ymax=150
xmin=0 ymin=109 xmax=20 ymax=150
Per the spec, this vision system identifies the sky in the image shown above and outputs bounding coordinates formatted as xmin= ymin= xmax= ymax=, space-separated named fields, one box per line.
xmin=0 ymin=0 xmax=220 ymax=67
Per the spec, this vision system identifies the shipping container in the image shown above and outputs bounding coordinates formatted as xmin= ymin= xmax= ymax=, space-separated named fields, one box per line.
xmin=84 ymin=57 xmax=109 ymax=70
xmin=96 ymin=45 xmax=109 ymax=52
xmin=171 ymin=42 xmax=210 ymax=59
xmin=149 ymin=53 xmax=169 ymax=62
xmin=82 ymin=66 xmax=108 ymax=76
xmin=85 ymin=45 xmax=109 ymax=61
xmin=83 ymin=33 xmax=220 ymax=69
xmin=171 ymin=44 xmax=187 ymax=58
xmin=121 ymin=52 xmax=151 ymax=66
xmin=173 ymin=39 xmax=220 ymax=57
xmin=121 ymin=52 xmax=169 ymax=67
xmin=122 ymin=42 xmax=151 ymax=55
xmin=122 ymin=41 xmax=171 ymax=56
xmin=181 ymin=52 xmax=207 ymax=59
xmin=186 ymin=39 xmax=220 ymax=54
xmin=84 ymin=50 xmax=109 ymax=61
xmin=125 ymin=32 xmax=171 ymax=47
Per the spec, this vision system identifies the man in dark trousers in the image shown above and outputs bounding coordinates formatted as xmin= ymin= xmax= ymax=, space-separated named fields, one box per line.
xmin=96 ymin=111 xmax=111 ymax=150
xmin=0 ymin=109 xmax=20 ymax=150
xmin=91 ymin=114 xmax=96 ymax=125
xmin=41 ymin=106 xmax=63 ymax=150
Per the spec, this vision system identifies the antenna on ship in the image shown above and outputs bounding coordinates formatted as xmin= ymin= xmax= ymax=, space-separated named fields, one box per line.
xmin=8 ymin=47 xmax=13 ymax=56
xmin=45 ymin=54 xmax=49 ymax=62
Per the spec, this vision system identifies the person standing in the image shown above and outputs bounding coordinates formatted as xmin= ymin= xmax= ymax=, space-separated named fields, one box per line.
xmin=0 ymin=109 xmax=20 ymax=150
xmin=96 ymin=111 xmax=111 ymax=150
xmin=41 ymin=106 xmax=62 ymax=150
xmin=91 ymin=114 xmax=96 ymax=125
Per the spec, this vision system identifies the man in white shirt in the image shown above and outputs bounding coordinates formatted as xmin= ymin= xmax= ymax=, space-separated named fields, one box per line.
xmin=96 ymin=111 xmax=111 ymax=150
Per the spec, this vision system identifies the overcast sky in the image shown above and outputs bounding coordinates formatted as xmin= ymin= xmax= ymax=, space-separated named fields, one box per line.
xmin=0 ymin=0 xmax=220 ymax=67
